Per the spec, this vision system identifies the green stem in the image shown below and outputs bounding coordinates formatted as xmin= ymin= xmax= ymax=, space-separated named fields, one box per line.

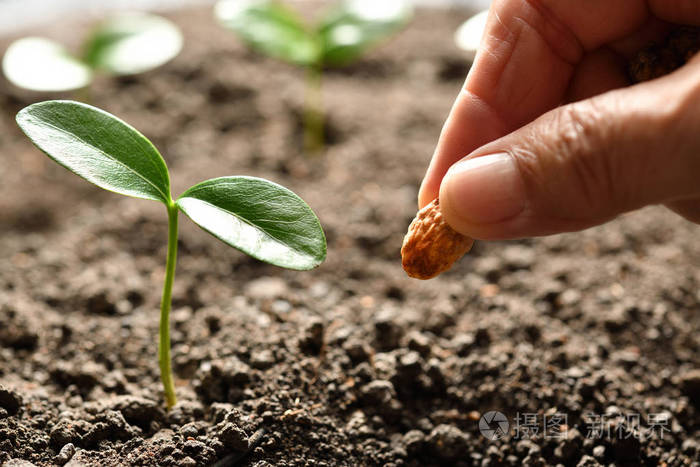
xmin=303 ymin=63 xmax=324 ymax=155
xmin=159 ymin=201 xmax=179 ymax=409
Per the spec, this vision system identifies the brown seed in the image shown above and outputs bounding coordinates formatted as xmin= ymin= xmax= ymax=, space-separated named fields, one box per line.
xmin=628 ymin=26 xmax=700 ymax=83
xmin=401 ymin=198 xmax=473 ymax=279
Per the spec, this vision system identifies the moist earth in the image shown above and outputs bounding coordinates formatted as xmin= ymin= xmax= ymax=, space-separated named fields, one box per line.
xmin=0 ymin=5 xmax=699 ymax=467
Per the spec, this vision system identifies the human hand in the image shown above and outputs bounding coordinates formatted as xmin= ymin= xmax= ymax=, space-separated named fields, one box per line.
xmin=419 ymin=0 xmax=700 ymax=240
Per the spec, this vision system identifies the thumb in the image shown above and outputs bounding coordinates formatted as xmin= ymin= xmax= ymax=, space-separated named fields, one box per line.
xmin=438 ymin=57 xmax=700 ymax=240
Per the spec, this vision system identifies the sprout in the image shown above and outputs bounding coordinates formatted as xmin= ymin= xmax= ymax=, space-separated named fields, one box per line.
xmin=215 ymin=0 xmax=412 ymax=153
xmin=16 ymin=100 xmax=327 ymax=408
xmin=2 ymin=13 xmax=182 ymax=93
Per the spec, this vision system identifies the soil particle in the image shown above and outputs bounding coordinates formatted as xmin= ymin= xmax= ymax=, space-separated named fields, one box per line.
xmin=0 ymin=304 xmax=39 ymax=351
xmin=360 ymin=380 xmax=397 ymax=406
xmin=592 ymin=444 xmax=605 ymax=460
xmin=195 ymin=358 xmax=253 ymax=404
xmin=405 ymin=330 xmax=432 ymax=356
xmin=250 ymin=349 xmax=275 ymax=370
xmin=167 ymin=400 xmax=206 ymax=427
xmin=396 ymin=350 xmax=423 ymax=380
xmin=576 ymin=455 xmax=601 ymax=467
xmin=54 ymin=443 xmax=76 ymax=465
xmin=502 ymin=245 xmax=536 ymax=270
xmin=682 ymin=439 xmax=700 ymax=457
xmin=49 ymin=360 xmax=106 ymax=391
xmin=342 ymin=338 xmax=371 ymax=363
xmin=426 ymin=424 xmax=470 ymax=461
xmin=402 ymin=429 xmax=426 ymax=457
xmin=374 ymin=310 xmax=405 ymax=351
xmin=244 ymin=277 xmax=289 ymax=301
xmin=178 ymin=457 xmax=197 ymax=467
xmin=4 ymin=460 xmax=39 ymax=467
xmin=85 ymin=290 xmax=118 ymax=315
xmin=0 ymin=386 xmax=22 ymax=417
xmin=554 ymin=428 xmax=583 ymax=463
xmin=82 ymin=410 xmax=136 ymax=447
xmin=298 ymin=318 xmax=325 ymax=354
xmin=214 ymin=421 xmax=249 ymax=452
xmin=679 ymin=369 xmax=700 ymax=403
xmin=108 ymin=396 xmax=165 ymax=431
xmin=182 ymin=439 xmax=215 ymax=463
xmin=49 ymin=420 xmax=84 ymax=449
xmin=603 ymin=304 xmax=628 ymax=333
xmin=608 ymin=427 xmax=642 ymax=462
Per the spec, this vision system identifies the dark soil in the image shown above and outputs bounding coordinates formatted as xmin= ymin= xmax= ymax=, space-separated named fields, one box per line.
xmin=1 ymin=5 xmax=699 ymax=467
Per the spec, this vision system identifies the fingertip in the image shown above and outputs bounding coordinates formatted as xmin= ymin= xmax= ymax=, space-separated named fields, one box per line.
xmin=439 ymin=153 xmax=527 ymax=234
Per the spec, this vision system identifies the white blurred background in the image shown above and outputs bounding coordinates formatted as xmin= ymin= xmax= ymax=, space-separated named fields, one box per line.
xmin=0 ymin=0 xmax=491 ymax=35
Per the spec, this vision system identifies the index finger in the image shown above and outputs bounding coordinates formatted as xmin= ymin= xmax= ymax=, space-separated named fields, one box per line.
xmin=418 ymin=0 xmax=649 ymax=208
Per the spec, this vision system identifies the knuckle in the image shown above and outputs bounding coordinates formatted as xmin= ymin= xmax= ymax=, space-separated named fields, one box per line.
xmin=639 ymin=69 xmax=700 ymax=196
xmin=668 ymin=66 xmax=700 ymax=136
xmin=667 ymin=72 xmax=700 ymax=193
xmin=523 ymin=100 xmax=622 ymax=219
xmin=559 ymin=101 xmax=619 ymax=213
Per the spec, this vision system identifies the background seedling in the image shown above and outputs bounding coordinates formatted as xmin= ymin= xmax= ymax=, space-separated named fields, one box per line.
xmin=3 ymin=12 xmax=182 ymax=93
xmin=16 ymin=100 xmax=327 ymax=408
xmin=453 ymin=9 xmax=488 ymax=62
xmin=215 ymin=0 xmax=412 ymax=153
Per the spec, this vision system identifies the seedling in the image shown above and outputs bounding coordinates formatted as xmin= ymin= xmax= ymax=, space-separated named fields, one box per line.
xmin=454 ymin=10 xmax=488 ymax=62
xmin=3 ymin=13 xmax=182 ymax=93
xmin=16 ymin=100 xmax=327 ymax=408
xmin=214 ymin=0 xmax=412 ymax=153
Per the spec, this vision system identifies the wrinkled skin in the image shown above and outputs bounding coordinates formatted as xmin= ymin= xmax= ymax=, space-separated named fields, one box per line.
xmin=419 ymin=1 xmax=700 ymax=242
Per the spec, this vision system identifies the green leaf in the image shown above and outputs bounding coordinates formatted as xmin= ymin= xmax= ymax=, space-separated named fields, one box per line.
xmin=215 ymin=0 xmax=320 ymax=66
xmin=16 ymin=100 xmax=171 ymax=203
xmin=319 ymin=0 xmax=412 ymax=67
xmin=2 ymin=37 xmax=93 ymax=92
xmin=83 ymin=13 xmax=183 ymax=75
xmin=177 ymin=176 xmax=326 ymax=270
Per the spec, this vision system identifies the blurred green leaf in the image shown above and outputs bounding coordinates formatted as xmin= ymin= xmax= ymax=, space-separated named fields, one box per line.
xmin=454 ymin=10 xmax=488 ymax=62
xmin=2 ymin=37 xmax=92 ymax=92
xmin=215 ymin=0 xmax=319 ymax=66
xmin=177 ymin=176 xmax=326 ymax=270
xmin=319 ymin=0 xmax=412 ymax=67
xmin=16 ymin=100 xmax=171 ymax=203
xmin=83 ymin=13 xmax=183 ymax=75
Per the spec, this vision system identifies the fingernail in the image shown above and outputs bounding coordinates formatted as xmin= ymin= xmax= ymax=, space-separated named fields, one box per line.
xmin=443 ymin=153 xmax=526 ymax=224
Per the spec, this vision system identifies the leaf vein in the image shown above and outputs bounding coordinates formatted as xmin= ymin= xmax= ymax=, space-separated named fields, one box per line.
xmin=37 ymin=117 xmax=169 ymax=202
